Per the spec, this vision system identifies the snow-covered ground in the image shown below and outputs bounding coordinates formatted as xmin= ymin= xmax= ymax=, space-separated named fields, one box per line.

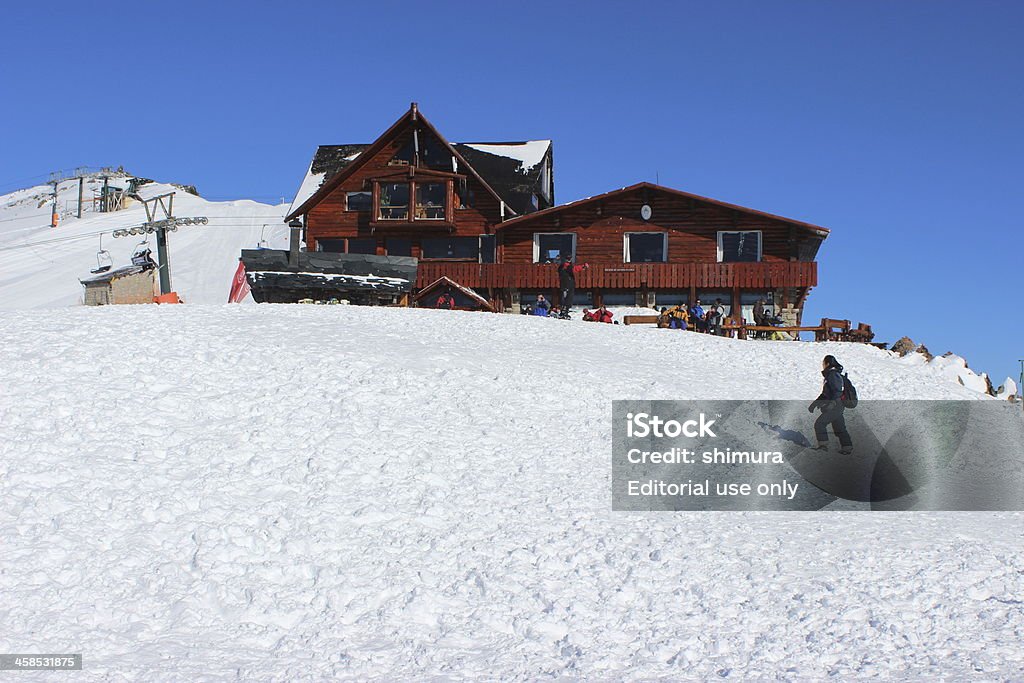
xmin=1 ymin=304 xmax=1021 ymax=680
xmin=0 ymin=175 xmax=288 ymax=308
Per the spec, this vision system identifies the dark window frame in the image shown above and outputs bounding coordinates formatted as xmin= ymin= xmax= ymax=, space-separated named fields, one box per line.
xmin=623 ymin=231 xmax=668 ymax=263
xmin=420 ymin=236 xmax=480 ymax=261
xmin=532 ymin=232 xmax=576 ymax=263
xmin=345 ymin=191 xmax=373 ymax=212
xmin=717 ymin=230 xmax=762 ymax=263
xmin=374 ymin=180 xmax=452 ymax=223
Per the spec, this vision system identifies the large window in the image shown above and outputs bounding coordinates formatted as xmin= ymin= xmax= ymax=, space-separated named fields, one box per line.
xmin=315 ymin=238 xmax=376 ymax=254
xmin=421 ymin=237 xmax=479 ymax=260
xmin=624 ymin=232 xmax=667 ymax=263
xmin=376 ymin=180 xmax=451 ymax=223
xmin=718 ymin=231 xmax=762 ymax=262
xmin=533 ymin=233 xmax=575 ymax=263
xmin=379 ymin=183 xmax=410 ymax=220
xmin=346 ymin=191 xmax=372 ymax=212
xmin=346 ymin=238 xmax=377 ymax=255
xmin=316 ymin=239 xmax=346 ymax=253
xmin=386 ymin=239 xmax=412 ymax=257
xmin=415 ymin=183 xmax=446 ymax=220
xmin=479 ymin=235 xmax=496 ymax=264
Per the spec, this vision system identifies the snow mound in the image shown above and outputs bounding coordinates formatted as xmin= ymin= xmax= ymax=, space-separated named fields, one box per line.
xmin=996 ymin=377 xmax=1019 ymax=400
xmin=922 ymin=353 xmax=992 ymax=395
xmin=2 ymin=305 xmax=1020 ymax=680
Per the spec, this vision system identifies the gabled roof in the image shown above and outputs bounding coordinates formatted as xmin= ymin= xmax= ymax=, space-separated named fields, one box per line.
xmin=415 ymin=275 xmax=494 ymax=311
xmin=286 ymin=104 xmax=551 ymax=221
xmin=496 ymin=182 xmax=830 ymax=236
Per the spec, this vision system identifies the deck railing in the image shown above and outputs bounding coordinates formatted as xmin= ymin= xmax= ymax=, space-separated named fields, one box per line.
xmin=415 ymin=261 xmax=816 ymax=290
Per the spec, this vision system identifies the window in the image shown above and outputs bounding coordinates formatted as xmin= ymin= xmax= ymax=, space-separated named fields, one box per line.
xmin=479 ymin=235 xmax=496 ymax=263
xmin=421 ymin=237 xmax=479 ymax=260
xmin=415 ymin=183 xmax=446 ymax=220
xmin=456 ymin=179 xmax=474 ymax=209
xmin=316 ymin=239 xmax=346 ymax=253
xmin=601 ymin=291 xmax=637 ymax=306
xmin=389 ymin=139 xmax=414 ymax=166
xmin=654 ymin=291 xmax=688 ymax=307
xmin=375 ymin=180 xmax=452 ymax=223
xmin=346 ymin=191 xmax=372 ymax=212
xmin=379 ymin=183 xmax=410 ymax=220
xmin=386 ymin=239 xmax=412 ymax=257
xmin=718 ymin=231 xmax=761 ymax=262
xmin=347 ymin=238 xmax=377 ymax=255
xmin=624 ymin=232 xmax=667 ymax=263
xmin=533 ymin=233 xmax=575 ymax=263
xmin=419 ymin=136 xmax=452 ymax=170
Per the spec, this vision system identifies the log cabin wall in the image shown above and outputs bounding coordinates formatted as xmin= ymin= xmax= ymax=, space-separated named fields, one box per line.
xmin=498 ymin=188 xmax=817 ymax=264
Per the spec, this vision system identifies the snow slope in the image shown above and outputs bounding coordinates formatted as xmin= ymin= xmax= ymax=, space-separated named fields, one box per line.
xmin=1 ymin=305 xmax=1021 ymax=681
xmin=0 ymin=175 xmax=288 ymax=308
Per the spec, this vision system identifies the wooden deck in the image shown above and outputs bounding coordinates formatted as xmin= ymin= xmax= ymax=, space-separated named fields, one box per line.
xmin=415 ymin=261 xmax=816 ymax=290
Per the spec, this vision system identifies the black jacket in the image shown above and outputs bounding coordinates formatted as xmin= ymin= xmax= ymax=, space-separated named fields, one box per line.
xmin=818 ymin=365 xmax=845 ymax=402
xmin=558 ymin=262 xmax=577 ymax=289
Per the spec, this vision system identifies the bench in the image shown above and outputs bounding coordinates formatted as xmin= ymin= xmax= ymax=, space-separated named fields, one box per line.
xmin=622 ymin=315 xmax=661 ymax=326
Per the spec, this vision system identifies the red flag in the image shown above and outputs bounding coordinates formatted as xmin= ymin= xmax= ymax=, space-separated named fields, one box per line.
xmin=228 ymin=260 xmax=251 ymax=303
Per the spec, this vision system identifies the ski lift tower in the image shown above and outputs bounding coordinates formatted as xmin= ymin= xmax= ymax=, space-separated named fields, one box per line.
xmin=112 ymin=192 xmax=208 ymax=296
xmin=48 ymin=170 xmax=62 ymax=227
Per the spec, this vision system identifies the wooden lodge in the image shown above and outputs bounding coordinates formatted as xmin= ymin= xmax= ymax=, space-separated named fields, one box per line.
xmin=283 ymin=103 xmax=829 ymax=323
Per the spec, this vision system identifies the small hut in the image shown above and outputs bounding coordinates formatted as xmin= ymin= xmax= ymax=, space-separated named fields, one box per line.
xmin=415 ymin=276 xmax=494 ymax=311
xmin=80 ymin=265 xmax=155 ymax=305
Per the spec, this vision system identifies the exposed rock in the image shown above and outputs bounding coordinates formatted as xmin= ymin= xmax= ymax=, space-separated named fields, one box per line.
xmin=916 ymin=345 xmax=933 ymax=361
xmin=891 ymin=336 xmax=917 ymax=356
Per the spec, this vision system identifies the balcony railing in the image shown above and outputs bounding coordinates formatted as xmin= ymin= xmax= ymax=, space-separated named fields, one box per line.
xmin=415 ymin=261 xmax=816 ymax=290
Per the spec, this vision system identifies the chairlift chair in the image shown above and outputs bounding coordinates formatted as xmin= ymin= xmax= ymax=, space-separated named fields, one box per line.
xmin=90 ymin=235 xmax=113 ymax=274
xmin=131 ymin=238 xmax=156 ymax=270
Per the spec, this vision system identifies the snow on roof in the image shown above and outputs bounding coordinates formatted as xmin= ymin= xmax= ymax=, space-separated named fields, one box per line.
xmin=459 ymin=140 xmax=551 ymax=172
xmin=287 ymin=160 xmax=327 ymax=218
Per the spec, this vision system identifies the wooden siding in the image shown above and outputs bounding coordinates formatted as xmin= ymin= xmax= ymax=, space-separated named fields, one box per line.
xmin=306 ymin=128 xmax=504 ymax=256
xmin=498 ymin=189 xmax=818 ymax=264
xmin=415 ymin=261 xmax=816 ymax=289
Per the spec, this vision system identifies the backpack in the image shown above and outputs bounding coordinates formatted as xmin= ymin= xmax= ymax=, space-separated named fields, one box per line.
xmin=841 ymin=373 xmax=858 ymax=408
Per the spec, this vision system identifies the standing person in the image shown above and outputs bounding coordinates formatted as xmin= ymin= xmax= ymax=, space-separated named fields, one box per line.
xmin=435 ymin=290 xmax=455 ymax=309
xmin=752 ymin=298 xmax=766 ymax=339
xmin=689 ymin=299 xmax=706 ymax=333
xmin=753 ymin=299 xmax=766 ymax=326
xmin=557 ymin=255 xmax=588 ymax=317
xmin=808 ymin=355 xmax=853 ymax=454
xmin=706 ymin=299 xmax=723 ymax=336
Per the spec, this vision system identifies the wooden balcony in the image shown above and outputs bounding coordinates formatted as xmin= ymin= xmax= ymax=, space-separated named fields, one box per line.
xmin=415 ymin=261 xmax=816 ymax=290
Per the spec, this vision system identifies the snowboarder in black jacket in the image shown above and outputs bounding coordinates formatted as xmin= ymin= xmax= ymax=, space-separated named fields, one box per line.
xmin=808 ymin=354 xmax=853 ymax=454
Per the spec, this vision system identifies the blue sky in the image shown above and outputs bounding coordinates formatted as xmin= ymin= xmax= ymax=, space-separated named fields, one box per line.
xmin=2 ymin=1 xmax=1021 ymax=386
